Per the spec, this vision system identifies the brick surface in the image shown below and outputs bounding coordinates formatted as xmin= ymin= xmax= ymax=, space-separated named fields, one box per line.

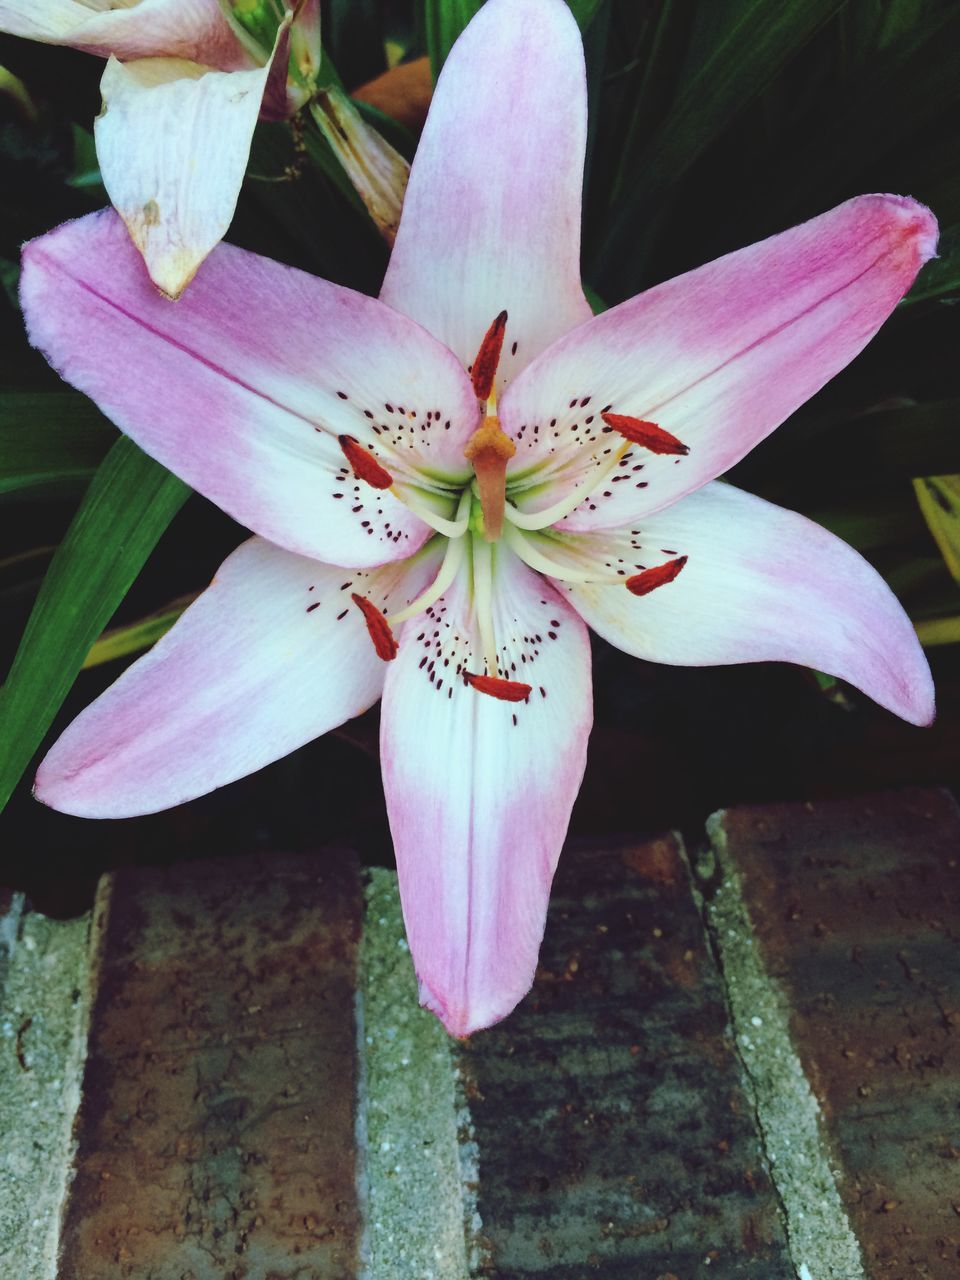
xmin=457 ymin=834 xmax=792 ymax=1278
xmin=60 ymin=851 xmax=362 ymax=1280
xmin=717 ymin=788 xmax=960 ymax=1279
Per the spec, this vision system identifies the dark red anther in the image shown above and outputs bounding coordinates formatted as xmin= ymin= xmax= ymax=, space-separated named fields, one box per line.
xmin=625 ymin=556 xmax=688 ymax=596
xmin=471 ymin=311 xmax=508 ymax=402
xmin=465 ymin=672 xmax=532 ymax=702
xmin=351 ymin=593 xmax=398 ymax=660
xmin=601 ymin=412 xmax=689 ymax=456
xmin=339 ymin=435 xmax=394 ymax=489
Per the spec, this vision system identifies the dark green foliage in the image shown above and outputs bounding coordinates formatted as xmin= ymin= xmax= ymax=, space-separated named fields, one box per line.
xmin=0 ymin=441 xmax=188 ymax=811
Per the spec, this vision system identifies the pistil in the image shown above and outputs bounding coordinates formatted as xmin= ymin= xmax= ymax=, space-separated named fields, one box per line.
xmin=464 ymin=311 xmax=516 ymax=542
xmin=464 ymin=417 xmax=516 ymax=541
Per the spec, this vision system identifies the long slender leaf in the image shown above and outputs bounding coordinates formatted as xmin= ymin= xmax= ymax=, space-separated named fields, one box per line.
xmin=916 ymin=615 xmax=960 ymax=647
xmin=326 ymin=0 xmax=386 ymax=89
xmin=82 ymin=592 xmax=196 ymax=669
xmin=913 ymin=475 xmax=960 ymax=583
xmin=423 ymin=0 xmax=482 ymax=81
xmin=423 ymin=0 xmax=604 ymax=81
xmin=592 ymin=0 xmax=849 ymax=293
xmin=0 ymin=391 xmax=114 ymax=494
xmin=902 ymin=224 xmax=960 ymax=306
xmin=763 ymin=8 xmax=960 ymax=222
xmin=0 ymin=439 xmax=189 ymax=811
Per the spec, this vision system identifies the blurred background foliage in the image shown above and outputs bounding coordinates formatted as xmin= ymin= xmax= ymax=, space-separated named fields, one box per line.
xmin=1 ymin=0 xmax=959 ymax=909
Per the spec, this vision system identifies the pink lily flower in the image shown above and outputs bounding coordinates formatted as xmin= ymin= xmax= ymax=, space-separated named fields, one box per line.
xmin=0 ymin=0 xmax=321 ymax=297
xmin=21 ymin=0 xmax=935 ymax=1036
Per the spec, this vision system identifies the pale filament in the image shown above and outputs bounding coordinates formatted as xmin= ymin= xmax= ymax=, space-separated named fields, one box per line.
xmin=502 ymin=523 xmax=628 ymax=585
xmin=388 ymin=492 xmax=472 ymax=626
xmin=391 ymin=480 xmax=471 ymax=538
xmin=503 ymin=439 xmax=631 ymax=532
xmin=470 ymin=535 xmax=501 ymax=677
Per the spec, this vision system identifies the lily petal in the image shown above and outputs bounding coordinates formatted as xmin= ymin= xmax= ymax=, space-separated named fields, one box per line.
xmin=96 ymin=51 xmax=276 ymax=298
xmin=379 ymin=0 xmax=592 ymax=384
xmin=381 ymin=547 xmax=592 ymax=1036
xmin=36 ymin=536 xmax=444 ymax=818
xmin=555 ymin=482 xmax=934 ymax=726
xmin=20 ymin=211 xmax=479 ymax=568
xmin=0 ymin=0 xmax=246 ymax=66
xmin=501 ymin=195 xmax=938 ymax=526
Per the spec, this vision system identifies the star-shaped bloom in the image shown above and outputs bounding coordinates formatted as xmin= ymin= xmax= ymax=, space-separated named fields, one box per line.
xmin=0 ymin=0 xmax=321 ymax=296
xmin=21 ymin=0 xmax=935 ymax=1035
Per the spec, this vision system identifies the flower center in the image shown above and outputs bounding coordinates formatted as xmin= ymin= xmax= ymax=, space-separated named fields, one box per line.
xmin=344 ymin=316 xmax=692 ymax=684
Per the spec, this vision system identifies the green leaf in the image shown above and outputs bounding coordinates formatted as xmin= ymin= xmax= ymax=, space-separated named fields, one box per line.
xmin=740 ymin=399 xmax=960 ymax=507
xmin=582 ymin=282 xmax=608 ymax=314
xmin=902 ymin=224 xmax=960 ymax=306
xmin=68 ymin=123 xmax=102 ymax=191
xmin=592 ymin=0 xmax=849 ymax=292
xmin=808 ymin=495 xmax=924 ymax=553
xmin=0 ymin=439 xmax=189 ymax=811
xmin=916 ymin=615 xmax=960 ymax=647
xmin=82 ymin=593 xmax=196 ymax=669
xmin=423 ymin=0 xmax=602 ymax=80
xmin=876 ymin=0 xmax=924 ymax=48
xmin=567 ymin=0 xmax=604 ymax=30
xmin=0 ymin=392 xmax=114 ymax=495
xmin=913 ymin=475 xmax=960 ymax=583
xmin=326 ymin=0 xmax=387 ymax=88
xmin=763 ymin=8 xmax=960 ymax=222
xmin=423 ymin=0 xmax=482 ymax=80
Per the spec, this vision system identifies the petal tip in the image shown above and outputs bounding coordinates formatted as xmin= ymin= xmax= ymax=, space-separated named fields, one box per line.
xmin=32 ymin=759 xmax=77 ymax=816
xmin=902 ymin=683 xmax=936 ymax=729
xmin=859 ymin=192 xmax=939 ymax=266
xmin=417 ymin=973 xmax=516 ymax=1038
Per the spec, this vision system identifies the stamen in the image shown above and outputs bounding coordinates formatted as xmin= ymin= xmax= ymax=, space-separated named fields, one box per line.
xmin=471 ymin=310 xmax=508 ymax=403
xmin=465 ymin=672 xmax=532 ymax=702
xmin=351 ymin=592 xmax=398 ymax=660
xmin=339 ymin=435 xmax=394 ymax=489
xmin=390 ymin=483 xmax=470 ymax=538
xmin=471 ymin=536 xmax=500 ymax=676
xmin=389 ymin=503 xmax=470 ymax=625
xmin=503 ymin=442 xmax=629 ymax=532
xmin=601 ymin=413 xmax=689 ymax=456
xmin=625 ymin=556 xmax=687 ymax=596
xmin=503 ymin=523 xmax=624 ymax=584
xmin=464 ymin=416 xmax=516 ymax=541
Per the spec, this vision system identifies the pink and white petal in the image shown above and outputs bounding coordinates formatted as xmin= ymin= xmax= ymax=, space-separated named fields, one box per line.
xmin=21 ymin=211 xmax=479 ymax=568
xmin=0 ymin=0 xmax=248 ymax=67
xmin=379 ymin=0 xmax=592 ymax=385
xmin=36 ymin=535 xmax=444 ymax=818
xmin=96 ymin=53 xmax=275 ymax=298
xmin=556 ymin=481 xmax=933 ymax=726
xmin=501 ymin=195 xmax=938 ymax=520
xmin=381 ymin=548 xmax=592 ymax=1036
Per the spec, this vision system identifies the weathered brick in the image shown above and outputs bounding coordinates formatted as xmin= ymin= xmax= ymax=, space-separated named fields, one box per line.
xmin=716 ymin=788 xmax=960 ymax=1278
xmin=0 ymin=891 xmax=89 ymax=1280
xmin=60 ymin=851 xmax=362 ymax=1280
xmin=457 ymin=834 xmax=792 ymax=1278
